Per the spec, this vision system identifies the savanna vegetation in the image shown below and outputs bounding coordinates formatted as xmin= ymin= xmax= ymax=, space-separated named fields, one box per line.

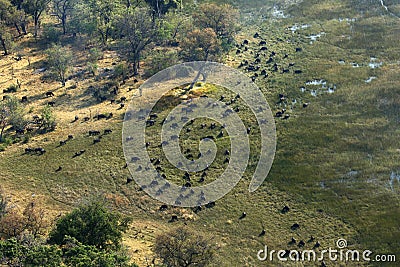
xmin=0 ymin=0 xmax=399 ymax=266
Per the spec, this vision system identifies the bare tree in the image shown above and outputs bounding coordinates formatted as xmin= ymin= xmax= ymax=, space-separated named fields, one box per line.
xmin=22 ymin=0 xmax=51 ymax=37
xmin=52 ymin=0 xmax=76 ymax=34
xmin=153 ymin=226 xmax=215 ymax=267
xmin=115 ymin=7 xmax=158 ymax=75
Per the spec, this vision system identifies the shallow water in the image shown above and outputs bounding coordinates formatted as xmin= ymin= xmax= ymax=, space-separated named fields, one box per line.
xmin=307 ymin=32 xmax=325 ymax=43
xmin=306 ymin=79 xmax=327 ymax=86
xmin=389 ymin=171 xmax=400 ymax=191
xmin=365 ymin=76 xmax=377 ymax=83
xmin=288 ymin=24 xmax=311 ymax=33
xmin=368 ymin=62 xmax=383 ymax=69
xmin=272 ymin=6 xmax=287 ymax=18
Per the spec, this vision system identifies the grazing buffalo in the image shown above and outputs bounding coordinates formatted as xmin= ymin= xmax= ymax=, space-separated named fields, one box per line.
xmin=239 ymin=212 xmax=247 ymax=219
xmin=259 ymin=229 xmax=266 ymax=237
xmin=35 ymin=147 xmax=46 ymax=155
xmin=168 ymin=215 xmax=178 ymax=223
xmin=88 ymin=130 xmax=100 ymax=136
xmin=45 ymin=91 xmax=55 ymax=97
xmin=291 ymin=223 xmax=300 ymax=230
xmin=281 ymin=205 xmax=290 ymax=213
xmin=313 ymin=241 xmax=321 ymax=249
xmin=146 ymin=120 xmax=155 ymax=126
xmin=21 ymin=96 xmax=28 ymax=103
xmin=205 ymin=201 xmax=215 ymax=208
xmin=131 ymin=156 xmax=140 ymax=162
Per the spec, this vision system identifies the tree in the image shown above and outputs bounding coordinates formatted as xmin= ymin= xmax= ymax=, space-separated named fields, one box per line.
xmin=114 ymin=7 xmax=158 ymax=75
xmin=0 ymin=26 xmax=13 ymax=55
xmin=180 ymin=28 xmax=221 ymax=61
xmin=0 ymin=237 xmax=137 ymax=267
xmin=193 ymin=3 xmax=239 ymax=49
xmin=46 ymin=44 xmax=72 ymax=87
xmin=160 ymin=10 xmax=191 ymax=45
xmin=0 ymin=187 xmax=7 ymax=218
xmin=22 ymin=0 xmax=51 ymax=37
xmin=63 ymin=236 xmax=137 ymax=267
xmin=0 ymin=209 xmax=26 ymax=239
xmin=52 ymin=0 xmax=77 ymax=34
xmin=0 ymin=97 xmax=27 ymax=141
xmin=0 ymin=199 xmax=50 ymax=239
xmin=10 ymin=0 xmax=29 ymax=35
xmin=39 ymin=104 xmax=56 ymax=132
xmin=23 ymin=201 xmax=50 ymax=238
xmin=84 ymin=0 xmax=122 ymax=45
xmin=87 ymin=47 xmax=101 ymax=76
xmin=49 ymin=200 xmax=131 ymax=250
xmin=153 ymin=226 xmax=215 ymax=267
xmin=0 ymin=0 xmax=17 ymax=55
xmin=24 ymin=243 xmax=63 ymax=267
xmin=145 ymin=0 xmax=179 ymax=20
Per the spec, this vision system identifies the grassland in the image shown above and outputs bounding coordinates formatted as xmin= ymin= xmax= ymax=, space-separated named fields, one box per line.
xmin=0 ymin=0 xmax=399 ymax=266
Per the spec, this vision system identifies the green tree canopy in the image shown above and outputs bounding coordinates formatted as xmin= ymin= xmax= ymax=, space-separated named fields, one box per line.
xmin=193 ymin=3 xmax=239 ymax=49
xmin=114 ymin=7 xmax=159 ymax=74
xmin=46 ymin=44 xmax=72 ymax=87
xmin=0 ymin=96 xmax=27 ymax=141
xmin=22 ymin=0 xmax=51 ymax=37
xmin=180 ymin=27 xmax=221 ymax=61
xmin=49 ymin=200 xmax=131 ymax=250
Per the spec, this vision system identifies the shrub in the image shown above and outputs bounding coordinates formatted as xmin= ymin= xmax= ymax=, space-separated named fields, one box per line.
xmin=4 ymin=84 xmax=18 ymax=93
xmin=39 ymin=105 xmax=57 ymax=132
xmin=43 ymin=25 xmax=62 ymax=43
xmin=144 ymin=49 xmax=178 ymax=77
xmin=49 ymin=200 xmax=131 ymax=250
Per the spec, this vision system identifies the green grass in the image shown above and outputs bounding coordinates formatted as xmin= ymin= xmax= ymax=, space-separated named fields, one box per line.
xmin=1 ymin=0 xmax=400 ymax=266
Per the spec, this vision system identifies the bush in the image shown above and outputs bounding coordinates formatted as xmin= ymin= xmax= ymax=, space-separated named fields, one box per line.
xmin=4 ymin=84 xmax=19 ymax=93
xmin=39 ymin=105 xmax=57 ymax=132
xmin=144 ymin=49 xmax=178 ymax=77
xmin=89 ymin=81 xmax=118 ymax=102
xmin=113 ymin=63 xmax=128 ymax=79
xmin=43 ymin=25 xmax=62 ymax=43
xmin=63 ymin=236 xmax=137 ymax=267
xmin=49 ymin=200 xmax=131 ymax=250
